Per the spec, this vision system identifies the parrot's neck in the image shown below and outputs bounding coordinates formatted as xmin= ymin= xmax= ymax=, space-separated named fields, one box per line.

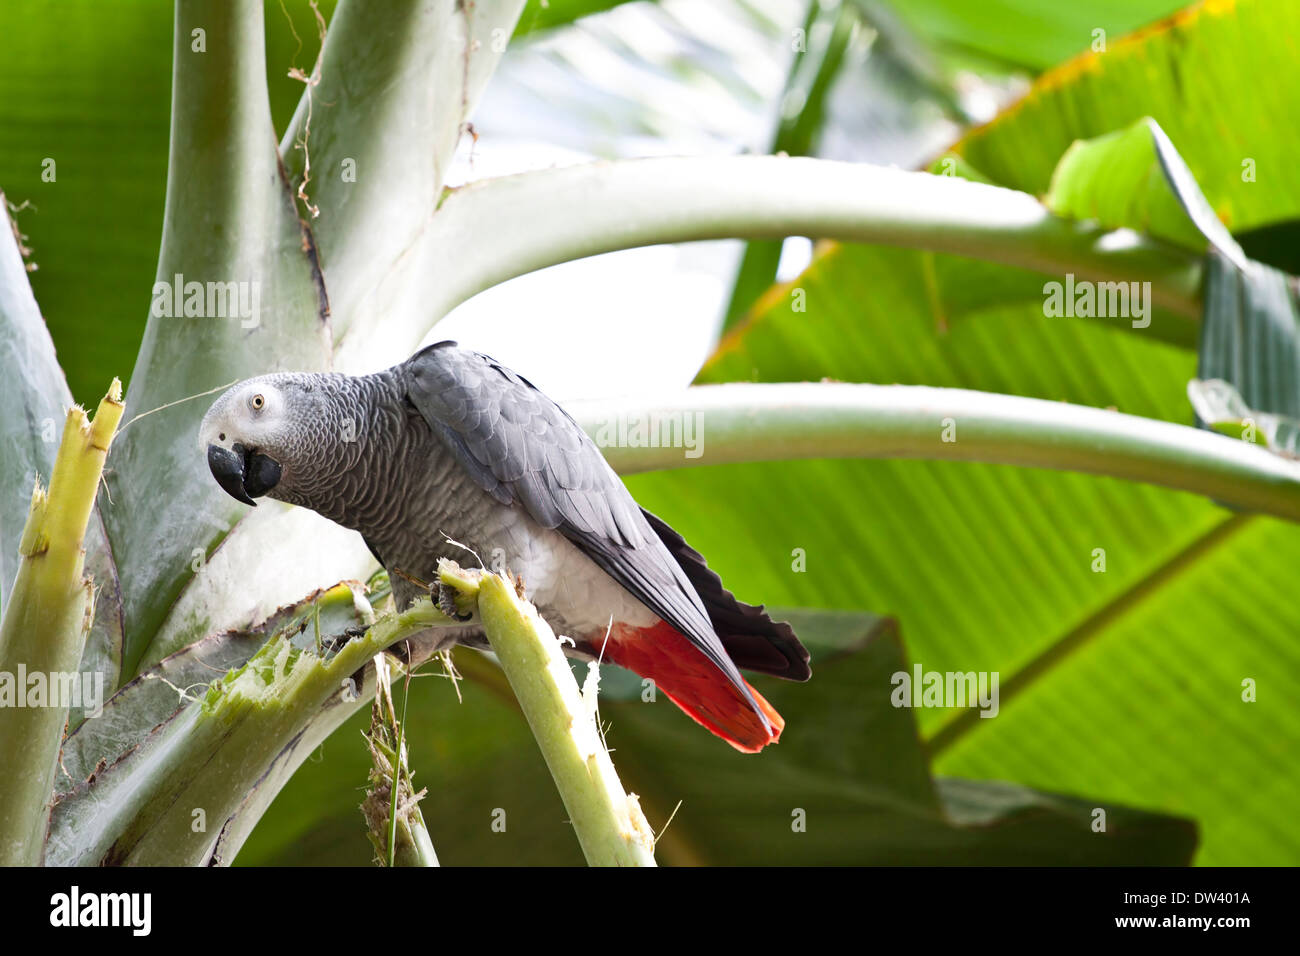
xmin=269 ymin=369 xmax=414 ymax=531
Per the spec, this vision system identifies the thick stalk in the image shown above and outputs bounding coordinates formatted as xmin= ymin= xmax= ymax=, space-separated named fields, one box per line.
xmin=109 ymin=0 xmax=332 ymax=682
xmin=389 ymin=156 xmax=1204 ymax=358
xmin=0 ymin=381 xmax=123 ymax=865
xmin=279 ymin=0 xmax=526 ymax=344
xmin=364 ymin=653 xmax=439 ymax=867
xmin=565 ymin=383 xmax=1300 ymax=523
xmin=439 ymin=561 xmax=656 ymax=866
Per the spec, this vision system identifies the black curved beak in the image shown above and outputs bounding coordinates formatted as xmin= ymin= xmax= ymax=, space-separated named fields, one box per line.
xmin=207 ymin=443 xmax=281 ymax=506
xmin=208 ymin=444 xmax=255 ymax=505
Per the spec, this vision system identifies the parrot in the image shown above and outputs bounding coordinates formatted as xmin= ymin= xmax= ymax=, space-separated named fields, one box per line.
xmin=199 ymin=341 xmax=810 ymax=752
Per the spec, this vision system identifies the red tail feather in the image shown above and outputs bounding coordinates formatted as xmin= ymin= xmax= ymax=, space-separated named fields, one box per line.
xmin=600 ymin=621 xmax=784 ymax=753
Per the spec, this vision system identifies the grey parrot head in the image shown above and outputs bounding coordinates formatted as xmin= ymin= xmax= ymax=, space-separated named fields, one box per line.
xmin=199 ymin=372 xmax=334 ymax=506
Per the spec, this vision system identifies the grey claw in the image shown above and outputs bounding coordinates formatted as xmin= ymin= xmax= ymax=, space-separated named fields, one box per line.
xmin=437 ymin=581 xmax=472 ymax=622
xmin=316 ymin=623 xmax=370 ymax=656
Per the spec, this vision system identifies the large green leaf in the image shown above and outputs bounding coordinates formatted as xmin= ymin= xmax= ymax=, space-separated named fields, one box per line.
xmin=513 ymin=0 xmax=642 ymax=36
xmin=603 ymin=238 xmax=1300 ymax=864
xmin=1045 ymin=116 xmax=1245 ymax=264
xmin=952 ymin=0 xmax=1300 ymax=232
xmin=1042 ymin=115 xmax=1300 ymax=445
xmin=0 ymin=0 xmax=336 ymax=408
xmin=932 ymin=511 xmax=1296 ymax=866
xmin=880 ymin=0 xmax=1187 ymax=73
xmin=0 ymin=1 xmax=171 ymax=409
xmin=0 ymin=197 xmax=70 ymax=612
xmin=0 ymin=195 xmax=124 ymax=714
xmin=722 ymin=0 xmax=860 ymax=330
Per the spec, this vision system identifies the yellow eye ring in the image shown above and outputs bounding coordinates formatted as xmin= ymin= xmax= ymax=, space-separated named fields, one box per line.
xmin=251 ymin=393 xmax=265 ymax=411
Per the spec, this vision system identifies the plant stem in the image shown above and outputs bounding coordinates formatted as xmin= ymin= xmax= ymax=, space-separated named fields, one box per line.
xmin=0 ymin=381 xmax=124 ymax=865
xmin=438 ymin=561 xmax=657 ymax=867
xmin=278 ymin=0 xmax=526 ymax=344
xmin=110 ymin=0 xmax=334 ymax=682
xmin=363 ymin=652 xmax=439 ymax=867
xmin=565 ymin=382 xmax=1300 ymax=523
xmin=378 ymin=156 xmax=1204 ymax=361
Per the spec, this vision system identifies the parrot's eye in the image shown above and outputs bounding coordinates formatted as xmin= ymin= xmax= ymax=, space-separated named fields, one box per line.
xmin=251 ymin=393 xmax=265 ymax=411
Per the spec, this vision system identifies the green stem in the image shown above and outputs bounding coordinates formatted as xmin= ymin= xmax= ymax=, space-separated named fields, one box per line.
xmin=564 ymin=383 xmax=1300 ymax=523
xmin=279 ymin=0 xmax=526 ymax=344
xmin=387 ymin=691 xmax=405 ymax=867
xmin=439 ymin=561 xmax=657 ymax=867
xmin=406 ymin=813 xmax=439 ymax=868
xmin=364 ymin=652 xmax=440 ymax=867
xmin=0 ymin=381 xmax=123 ymax=865
xmin=110 ymin=0 xmax=334 ymax=683
xmin=355 ymin=155 xmax=1205 ymax=366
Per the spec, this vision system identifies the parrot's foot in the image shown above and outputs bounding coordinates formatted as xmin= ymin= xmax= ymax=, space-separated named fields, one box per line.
xmin=316 ymin=626 xmax=365 ymax=656
xmin=436 ymin=580 xmax=473 ymax=622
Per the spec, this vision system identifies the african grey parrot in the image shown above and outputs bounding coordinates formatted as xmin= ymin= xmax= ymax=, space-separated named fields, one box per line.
xmin=199 ymin=342 xmax=809 ymax=752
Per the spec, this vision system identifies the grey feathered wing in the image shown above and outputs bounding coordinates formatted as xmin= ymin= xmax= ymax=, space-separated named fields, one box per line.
xmin=400 ymin=343 xmax=809 ymax=722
